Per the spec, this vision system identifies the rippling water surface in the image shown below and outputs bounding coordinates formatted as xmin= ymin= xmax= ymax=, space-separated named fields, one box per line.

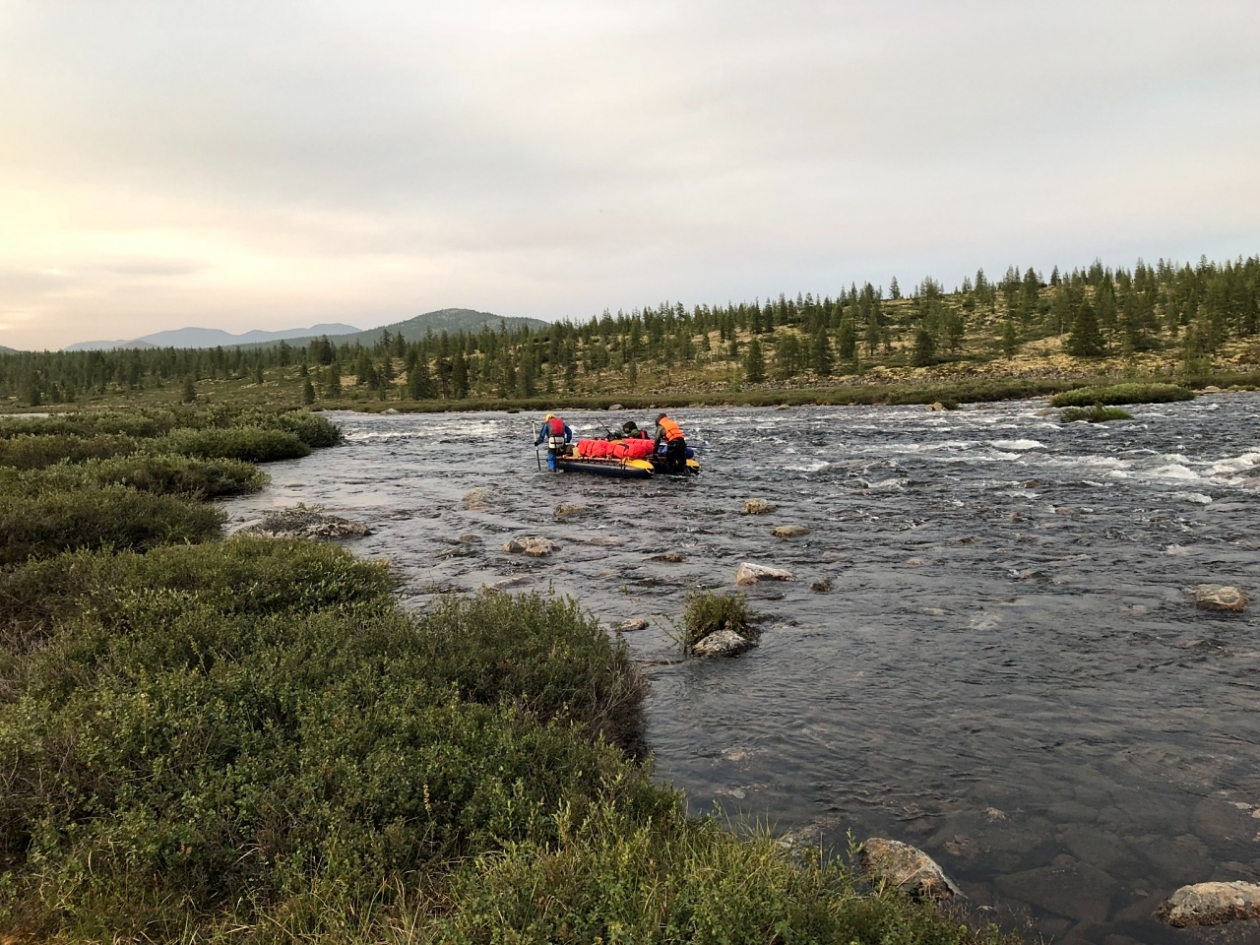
xmin=225 ymin=395 xmax=1260 ymax=945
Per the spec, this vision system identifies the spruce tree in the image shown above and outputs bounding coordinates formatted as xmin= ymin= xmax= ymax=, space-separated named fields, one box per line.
xmin=324 ymin=362 xmax=342 ymax=399
xmin=911 ymin=327 xmax=935 ymax=366
xmin=743 ymin=336 xmax=766 ymax=382
xmin=810 ymin=329 xmax=833 ymax=377
xmin=1066 ymin=297 xmax=1103 ymax=356
xmin=302 ymin=378 xmax=315 ymax=405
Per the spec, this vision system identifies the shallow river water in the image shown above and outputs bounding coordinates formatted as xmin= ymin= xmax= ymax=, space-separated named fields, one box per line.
xmin=225 ymin=395 xmax=1260 ymax=945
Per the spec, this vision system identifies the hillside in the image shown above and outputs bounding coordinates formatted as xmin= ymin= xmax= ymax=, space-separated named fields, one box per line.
xmin=286 ymin=308 xmax=549 ymax=348
xmin=65 ymin=323 xmax=360 ymax=352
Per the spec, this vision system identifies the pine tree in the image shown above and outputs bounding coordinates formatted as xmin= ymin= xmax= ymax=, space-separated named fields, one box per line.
xmin=1001 ymin=319 xmax=1020 ymax=358
xmin=911 ymin=327 xmax=935 ymax=366
xmin=810 ymin=329 xmax=833 ymax=377
xmin=889 ymin=276 xmax=901 ymax=300
xmin=324 ymin=362 xmax=342 ymax=399
xmin=837 ymin=314 xmax=857 ymax=363
xmin=1066 ymin=297 xmax=1103 ymax=356
xmin=743 ymin=336 xmax=766 ymax=383
xmin=302 ymin=378 xmax=315 ymax=405
xmin=407 ymin=358 xmax=435 ymax=399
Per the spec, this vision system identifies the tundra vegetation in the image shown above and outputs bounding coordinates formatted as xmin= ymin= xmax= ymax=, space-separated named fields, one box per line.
xmin=1 ymin=255 xmax=1257 ymax=413
xmin=0 ymin=408 xmax=1018 ymax=943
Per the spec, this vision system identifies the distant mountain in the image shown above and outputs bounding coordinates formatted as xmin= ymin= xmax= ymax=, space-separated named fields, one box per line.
xmin=287 ymin=309 xmax=550 ymax=349
xmin=64 ymin=323 xmax=360 ymax=352
xmin=0 ymin=345 xmax=18 ymax=355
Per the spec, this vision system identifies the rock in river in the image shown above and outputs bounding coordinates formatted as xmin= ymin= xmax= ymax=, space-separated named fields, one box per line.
xmin=735 ymin=562 xmax=795 ymax=586
xmin=553 ymin=502 xmax=590 ymax=518
xmin=692 ymin=629 xmax=756 ymax=658
xmin=1194 ymin=584 xmax=1249 ymax=612
xmin=771 ymin=525 xmax=810 ymax=539
xmin=503 ymin=536 xmax=557 ymax=557
xmin=1158 ymin=881 xmax=1260 ymax=927
xmin=463 ymin=488 xmax=493 ymax=511
xmin=617 ymin=618 xmax=648 ymax=632
xmin=743 ymin=498 xmax=776 ymax=515
xmin=237 ymin=507 xmax=370 ymax=541
xmin=859 ymin=838 xmax=960 ymax=902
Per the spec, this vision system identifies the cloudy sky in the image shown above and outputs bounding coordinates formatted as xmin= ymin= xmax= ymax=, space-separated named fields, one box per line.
xmin=1 ymin=1 xmax=1257 ymax=350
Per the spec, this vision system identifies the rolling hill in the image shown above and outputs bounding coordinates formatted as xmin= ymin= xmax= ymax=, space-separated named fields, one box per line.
xmin=65 ymin=323 xmax=361 ymax=352
xmin=278 ymin=309 xmax=550 ymax=349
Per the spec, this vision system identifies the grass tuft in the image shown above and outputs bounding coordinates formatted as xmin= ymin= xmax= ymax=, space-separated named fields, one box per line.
xmin=1060 ymin=405 xmax=1133 ymax=423
xmin=682 ymin=589 xmax=755 ymax=648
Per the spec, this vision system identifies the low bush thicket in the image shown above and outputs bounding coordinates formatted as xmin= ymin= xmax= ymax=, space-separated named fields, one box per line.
xmin=0 ymin=433 xmax=140 ymax=469
xmin=0 ymin=454 xmax=268 ymax=499
xmin=0 ymin=407 xmax=341 ymax=449
xmin=151 ymin=426 xmax=311 ymax=463
xmin=0 ymin=486 xmax=225 ymax=565
xmin=1051 ymin=382 xmax=1193 ymax=407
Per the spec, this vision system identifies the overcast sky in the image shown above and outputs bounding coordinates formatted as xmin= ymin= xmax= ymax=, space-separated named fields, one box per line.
xmin=1 ymin=1 xmax=1257 ymax=350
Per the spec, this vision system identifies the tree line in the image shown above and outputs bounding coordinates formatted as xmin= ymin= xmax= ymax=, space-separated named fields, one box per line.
xmin=2 ymin=254 xmax=1256 ymax=405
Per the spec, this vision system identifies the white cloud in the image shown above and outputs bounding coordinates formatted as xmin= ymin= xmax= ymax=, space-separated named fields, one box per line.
xmin=0 ymin=0 xmax=1257 ymax=347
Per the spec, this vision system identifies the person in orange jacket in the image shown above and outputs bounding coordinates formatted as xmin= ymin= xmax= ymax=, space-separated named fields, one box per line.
xmin=653 ymin=412 xmax=687 ymax=474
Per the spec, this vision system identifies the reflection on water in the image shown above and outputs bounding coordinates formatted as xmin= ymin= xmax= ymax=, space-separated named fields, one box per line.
xmin=225 ymin=395 xmax=1260 ymax=945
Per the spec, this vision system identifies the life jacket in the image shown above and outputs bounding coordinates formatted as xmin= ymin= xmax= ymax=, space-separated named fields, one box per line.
xmin=546 ymin=416 xmax=566 ymax=437
xmin=657 ymin=416 xmax=684 ymax=442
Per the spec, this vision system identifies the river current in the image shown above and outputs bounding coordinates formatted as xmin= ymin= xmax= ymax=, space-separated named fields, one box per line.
xmin=225 ymin=395 xmax=1260 ymax=945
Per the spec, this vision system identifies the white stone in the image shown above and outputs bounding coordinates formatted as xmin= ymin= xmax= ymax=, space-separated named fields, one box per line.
xmin=735 ymin=562 xmax=795 ymax=586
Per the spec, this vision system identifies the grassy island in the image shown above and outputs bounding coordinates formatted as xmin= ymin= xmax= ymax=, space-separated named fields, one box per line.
xmin=0 ymin=407 xmax=1016 ymax=943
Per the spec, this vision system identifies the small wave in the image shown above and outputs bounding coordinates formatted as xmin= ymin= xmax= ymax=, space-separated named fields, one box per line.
xmin=1210 ymin=451 xmax=1260 ymax=477
xmin=1149 ymin=464 xmax=1200 ymax=481
xmin=787 ymin=460 xmax=830 ymax=473
xmin=990 ymin=439 xmax=1045 ymax=451
xmin=1172 ymin=492 xmax=1213 ymax=504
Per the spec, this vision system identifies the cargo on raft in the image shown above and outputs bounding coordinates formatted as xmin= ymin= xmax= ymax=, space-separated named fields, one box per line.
xmin=554 ymin=437 xmax=700 ymax=479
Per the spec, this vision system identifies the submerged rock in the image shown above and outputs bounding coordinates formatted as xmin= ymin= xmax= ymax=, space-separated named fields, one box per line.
xmin=735 ymin=562 xmax=795 ymax=586
xmin=1194 ymin=584 xmax=1249 ymax=612
xmin=1158 ymin=881 xmax=1260 ymax=927
xmin=649 ymin=551 xmax=686 ymax=562
xmin=553 ymin=502 xmax=590 ymax=518
xmin=502 ymin=536 xmax=557 ymax=557
xmin=692 ymin=628 xmax=756 ymax=658
xmin=237 ymin=507 xmax=370 ymax=541
xmin=463 ymin=488 xmax=493 ymax=511
xmin=809 ymin=579 xmax=833 ymax=593
xmin=771 ymin=525 xmax=810 ymax=539
xmin=617 ymin=618 xmax=648 ymax=633
xmin=859 ymin=838 xmax=960 ymax=902
xmin=742 ymin=498 xmax=776 ymax=515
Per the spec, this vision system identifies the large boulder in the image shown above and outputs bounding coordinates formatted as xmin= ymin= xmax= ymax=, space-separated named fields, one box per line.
xmin=1157 ymin=881 xmax=1260 ymax=927
xmin=692 ymin=629 xmax=756 ymax=658
xmin=742 ymin=498 xmax=776 ymax=515
xmin=237 ymin=507 xmax=370 ymax=541
xmin=502 ymin=536 xmax=557 ymax=557
xmin=735 ymin=562 xmax=795 ymax=586
xmin=859 ymin=838 xmax=960 ymax=902
xmin=1194 ymin=584 xmax=1249 ymax=612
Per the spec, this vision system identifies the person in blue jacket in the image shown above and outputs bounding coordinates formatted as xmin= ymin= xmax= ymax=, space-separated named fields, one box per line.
xmin=535 ymin=413 xmax=573 ymax=470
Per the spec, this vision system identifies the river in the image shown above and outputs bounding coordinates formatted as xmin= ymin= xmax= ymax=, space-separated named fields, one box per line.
xmin=224 ymin=395 xmax=1260 ymax=945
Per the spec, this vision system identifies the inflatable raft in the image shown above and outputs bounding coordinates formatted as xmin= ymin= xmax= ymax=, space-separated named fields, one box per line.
xmin=554 ymin=438 xmax=700 ymax=479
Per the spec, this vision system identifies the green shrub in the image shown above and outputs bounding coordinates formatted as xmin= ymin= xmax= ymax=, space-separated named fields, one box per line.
xmin=0 ymin=538 xmax=393 ymax=655
xmin=683 ymin=589 xmax=754 ymax=648
xmin=416 ymin=592 xmax=648 ymax=754
xmin=1060 ymin=405 xmax=1133 ymax=423
xmin=433 ymin=804 xmax=1011 ymax=945
xmin=1051 ymin=383 xmax=1193 ymax=407
xmin=0 ymin=454 xmax=268 ymax=499
xmin=0 ymin=412 xmax=167 ymax=440
xmin=0 ymin=486 xmax=224 ymax=565
xmin=0 ymin=433 xmax=140 ymax=469
xmin=151 ymin=426 xmax=311 ymax=463
xmin=240 ymin=409 xmax=343 ymax=448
